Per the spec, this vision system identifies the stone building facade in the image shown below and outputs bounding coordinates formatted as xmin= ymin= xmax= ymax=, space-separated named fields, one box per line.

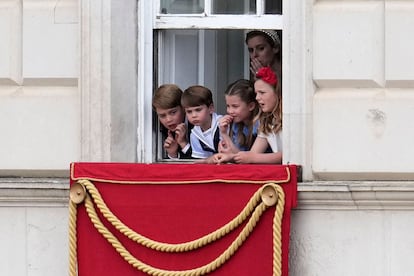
xmin=1 ymin=0 xmax=414 ymax=275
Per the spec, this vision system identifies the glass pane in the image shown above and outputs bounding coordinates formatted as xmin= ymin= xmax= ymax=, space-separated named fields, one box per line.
xmin=157 ymin=29 xmax=249 ymax=115
xmin=160 ymin=0 xmax=204 ymax=14
xmin=154 ymin=29 xmax=283 ymax=160
xmin=265 ymin=0 xmax=282 ymax=14
xmin=155 ymin=29 xmax=248 ymax=159
xmin=212 ymin=0 xmax=255 ymax=15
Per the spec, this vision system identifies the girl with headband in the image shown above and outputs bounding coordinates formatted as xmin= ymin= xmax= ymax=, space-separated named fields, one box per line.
xmin=245 ymin=30 xmax=281 ymax=81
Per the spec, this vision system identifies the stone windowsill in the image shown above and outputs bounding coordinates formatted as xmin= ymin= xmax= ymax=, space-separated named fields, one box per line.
xmin=1 ymin=178 xmax=414 ymax=209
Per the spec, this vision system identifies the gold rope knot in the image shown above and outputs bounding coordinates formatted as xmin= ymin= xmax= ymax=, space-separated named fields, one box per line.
xmin=69 ymin=182 xmax=86 ymax=204
xmin=261 ymin=183 xmax=279 ymax=206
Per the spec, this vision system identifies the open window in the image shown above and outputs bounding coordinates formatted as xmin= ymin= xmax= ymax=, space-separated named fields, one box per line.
xmin=143 ymin=0 xmax=283 ymax=161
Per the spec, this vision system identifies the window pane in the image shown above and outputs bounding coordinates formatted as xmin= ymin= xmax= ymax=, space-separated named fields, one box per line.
xmin=212 ymin=0 xmax=255 ymax=15
xmin=160 ymin=0 xmax=204 ymax=14
xmin=156 ymin=29 xmax=248 ymax=114
xmin=265 ymin=0 xmax=282 ymax=14
xmin=154 ymin=28 xmax=283 ymax=160
xmin=154 ymin=29 xmax=249 ymax=160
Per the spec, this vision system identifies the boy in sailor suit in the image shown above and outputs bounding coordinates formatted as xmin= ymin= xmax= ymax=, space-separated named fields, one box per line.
xmin=181 ymin=85 xmax=222 ymax=159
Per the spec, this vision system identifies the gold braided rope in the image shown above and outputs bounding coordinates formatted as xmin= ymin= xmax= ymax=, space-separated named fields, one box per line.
xmin=68 ymin=181 xmax=285 ymax=276
xmin=85 ymin=193 xmax=267 ymax=275
xmin=68 ymin=200 xmax=78 ymax=276
xmin=272 ymin=185 xmax=285 ymax=276
xmin=79 ymin=179 xmax=264 ymax=252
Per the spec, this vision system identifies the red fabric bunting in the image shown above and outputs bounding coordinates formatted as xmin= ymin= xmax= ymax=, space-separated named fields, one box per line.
xmin=70 ymin=163 xmax=297 ymax=276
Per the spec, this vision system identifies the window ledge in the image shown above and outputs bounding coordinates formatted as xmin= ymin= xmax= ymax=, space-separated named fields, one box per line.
xmin=0 ymin=178 xmax=69 ymax=207
xmin=297 ymin=181 xmax=414 ymax=210
xmin=1 ymin=178 xmax=413 ymax=210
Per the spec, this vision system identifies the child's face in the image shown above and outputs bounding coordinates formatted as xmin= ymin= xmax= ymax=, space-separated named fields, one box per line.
xmin=156 ymin=106 xmax=185 ymax=131
xmin=254 ymin=79 xmax=278 ymax=113
xmin=184 ymin=104 xmax=213 ymax=130
xmin=225 ymin=95 xmax=256 ymax=124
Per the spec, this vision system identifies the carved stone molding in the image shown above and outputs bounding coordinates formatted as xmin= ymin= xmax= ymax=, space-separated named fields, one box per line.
xmin=1 ymin=179 xmax=413 ymax=210
xmin=0 ymin=178 xmax=68 ymax=207
xmin=298 ymin=181 xmax=414 ymax=210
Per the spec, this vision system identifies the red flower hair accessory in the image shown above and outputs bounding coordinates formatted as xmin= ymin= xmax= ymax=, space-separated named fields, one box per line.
xmin=256 ymin=67 xmax=278 ymax=86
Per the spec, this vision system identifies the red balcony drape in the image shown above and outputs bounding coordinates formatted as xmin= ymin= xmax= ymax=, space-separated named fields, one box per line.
xmin=70 ymin=163 xmax=297 ymax=276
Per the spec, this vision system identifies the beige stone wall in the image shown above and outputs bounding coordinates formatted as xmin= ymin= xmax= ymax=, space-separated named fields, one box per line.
xmin=312 ymin=1 xmax=414 ymax=180
xmin=1 ymin=1 xmax=414 ymax=276
xmin=0 ymin=0 xmax=80 ymax=174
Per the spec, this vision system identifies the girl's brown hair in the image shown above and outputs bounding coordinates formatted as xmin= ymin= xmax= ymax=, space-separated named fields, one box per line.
xmin=225 ymin=79 xmax=259 ymax=149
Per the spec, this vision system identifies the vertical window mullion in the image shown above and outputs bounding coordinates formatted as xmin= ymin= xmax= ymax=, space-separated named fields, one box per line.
xmin=154 ymin=1 xmax=160 ymax=17
xmin=204 ymin=0 xmax=211 ymax=15
xmin=256 ymin=0 xmax=264 ymax=15
xmin=198 ymin=30 xmax=205 ymax=84
xmin=244 ymin=0 xmax=250 ymax=14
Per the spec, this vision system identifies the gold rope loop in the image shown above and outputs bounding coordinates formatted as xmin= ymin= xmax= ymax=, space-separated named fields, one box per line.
xmin=84 ymin=193 xmax=268 ymax=276
xmin=78 ymin=179 xmax=264 ymax=252
xmin=68 ymin=180 xmax=286 ymax=276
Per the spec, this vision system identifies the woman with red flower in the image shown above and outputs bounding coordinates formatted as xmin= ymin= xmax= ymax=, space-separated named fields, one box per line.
xmin=211 ymin=67 xmax=282 ymax=164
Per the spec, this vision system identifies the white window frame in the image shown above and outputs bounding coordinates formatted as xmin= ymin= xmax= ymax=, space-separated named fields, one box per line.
xmin=137 ymin=0 xmax=313 ymax=180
